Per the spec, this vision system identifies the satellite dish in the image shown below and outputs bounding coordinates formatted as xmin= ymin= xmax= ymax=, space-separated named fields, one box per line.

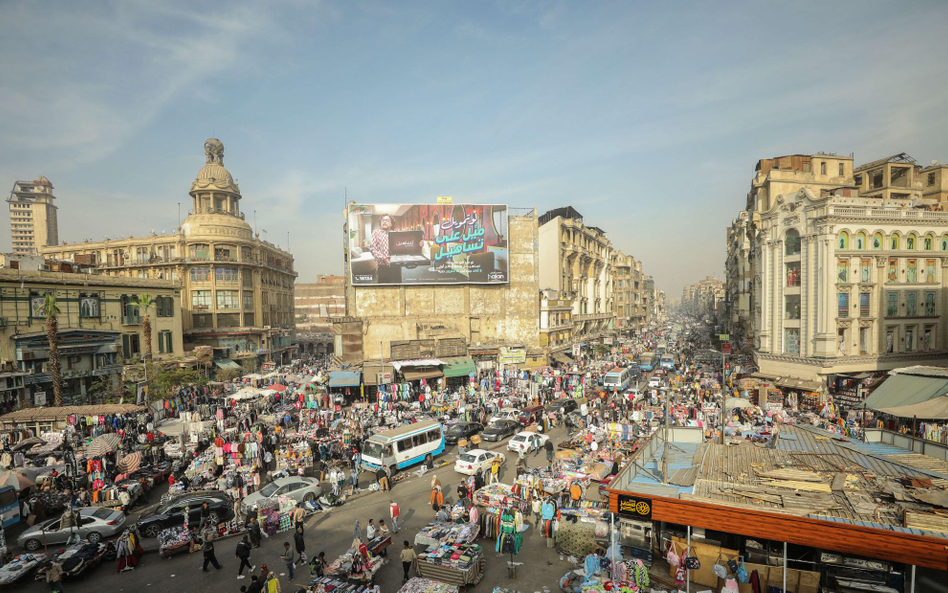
xmin=933 ymin=160 xmax=939 ymax=165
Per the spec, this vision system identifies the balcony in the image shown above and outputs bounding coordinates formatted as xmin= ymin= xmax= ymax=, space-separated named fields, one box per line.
xmin=576 ymin=312 xmax=613 ymax=321
xmin=121 ymin=315 xmax=142 ymax=325
xmin=830 ymin=206 xmax=948 ymax=221
xmin=189 ymin=208 xmax=245 ymax=219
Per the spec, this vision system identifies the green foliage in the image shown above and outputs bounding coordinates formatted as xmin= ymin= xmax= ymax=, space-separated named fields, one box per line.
xmin=148 ymin=367 xmax=208 ymax=403
xmin=217 ymin=368 xmax=243 ymax=382
xmin=41 ymin=293 xmax=61 ymax=318
xmin=594 ymin=344 xmax=610 ymax=356
xmin=89 ymin=375 xmax=121 ymax=404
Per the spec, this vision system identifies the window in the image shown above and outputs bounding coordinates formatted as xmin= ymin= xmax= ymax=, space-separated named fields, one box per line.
xmin=887 ymin=258 xmax=898 ymax=282
xmin=924 ymin=235 xmax=934 ymax=251
xmin=907 ymin=259 xmax=918 ymax=283
xmin=121 ymin=295 xmax=141 ymax=324
xmin=157 ymin=296 xmax=174 ymax=317
xmin=216 ymin=290 xmax=239 ymax=309
xmin=907 ymin=292 xmax=917 ymax=316
xmin=243 ymin=292 xmax=254 ymax=310
xmin=926 ymin=259 xmax=937 ymax=283
xmin=923 ymin=325 xmax=935 ymax=351
xmin=189 ymin=244 xmax=209 ymax=260
xmin=785 ymin=230 xmax=801 ymax=255
xmin=158 ymin=330 xmax=172 ymax=354
xmin=787 ymin=262 xmax=800 ymax=286
xmin=427 ymin=428 xmax=441 ymax=442
xmin=906 ymin=327 xmax=916 ymax=352
xmin=784 ymin=328 xmax=800 ymax=355
xmin=886 ymin=292 xmax=898 ymax=317
xmin=926 ymin=291 xmax=936 ymax=316
xmin=190 ymin=267 xmax=211 ymax=282
xmin=872 ymin=233 xmax=883 ymax=250
xmin=820 ymin=162 xmax=827 ymax=175
xmin=216 ymin=267 xmax=239 ymax=282
xmin=837 ymin=328 xmax=847 ymax=356
xmin=838 ymin=232 xmax=849 ymax=250
xmin=860 ymin=292 xmax=871 ymax=317
xmin=890 ymin=235 xmax=900 ymax=250
xmin=855 ymin=173 xmax=863 ymax=186
xmin=79 ymin=294 xmax=100 ymax=318
xmin=839 ymin=163 xmax=845 ymax=176
xmin=859 ymin=326 xmax=870 ymax=355
xmin=837 ymin=259 xmax=849 ymax=283
xmin=122 ymin=334 xmax=141 ymax=359
xmin=838 ymin=292 xmax=850 ymax=318
xmin=191 ymin=290 xmax=211 ymax=309
xmin=930 ymin=172 xmax=937 ymax=186
xmin=855 ymin=232 xmax=866 ymax=250
xmin=785 ymin=295 xmax=801 ymax=319
xmin=860 ymin=259 xmax=871 ymax=282
xmin=907 ymin=235 xmax=917 ymax=250
xmin=886 ymin=328 xmax=895 ymax=353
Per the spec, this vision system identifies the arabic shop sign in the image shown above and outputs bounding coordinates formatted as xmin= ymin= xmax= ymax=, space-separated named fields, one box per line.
xmin=616 ymin=493 xmax=652 ymax=520
xmin=347 ymin=204 xmax=509 ymax=285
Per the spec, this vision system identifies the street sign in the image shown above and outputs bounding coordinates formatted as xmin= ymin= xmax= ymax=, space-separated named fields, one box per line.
xmin=719 ymin=334 xmax=730 ymax=341
xmin=721 ymin=343 xmax=731 ymax=355
xmin=437 ymin=196 xmax=452 ymax=204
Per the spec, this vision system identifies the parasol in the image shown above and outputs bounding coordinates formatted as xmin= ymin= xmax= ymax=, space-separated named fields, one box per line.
xmin=268 ymin=384 xmax=288 ymax=392
xmin=11 ymin=437 xmax=44 ymax=452
xmin=117 ymin=451 xmax=143 ymax=474
xmin=85 ymin=433 xmax=121 ymax=457
xmin=0 ymin=471 xmax=35 ymax=491
xmin=724 ymin=397 xmax=753 ymax=410
xmin=303 ymin=382 xmax=319 ymax=391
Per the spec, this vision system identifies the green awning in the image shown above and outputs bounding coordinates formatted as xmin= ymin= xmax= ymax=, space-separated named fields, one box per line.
xmin=214 ymin=358 xmax=241 ymax=370
xmin=442 ymin=357 xmax=476 ymax=378
xmin=861 ymin=374 xmax=948 ymax=411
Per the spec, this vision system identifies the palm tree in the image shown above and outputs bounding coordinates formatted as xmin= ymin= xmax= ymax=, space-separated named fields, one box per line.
xmin=40 ymin=294 xmax=63 ymax=407
xmin=132 ymin=294 xmax=155 ymax=361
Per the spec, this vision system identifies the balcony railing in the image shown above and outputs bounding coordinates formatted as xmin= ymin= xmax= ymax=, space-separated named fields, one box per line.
xmin=121 ymin=315 xmax=142 ymax=325
xmin=830 ymin=206 xmax=948 ymax=221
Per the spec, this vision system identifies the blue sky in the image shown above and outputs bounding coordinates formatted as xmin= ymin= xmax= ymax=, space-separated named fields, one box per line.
xmin=2 ymin=1 xmax=947 ymax=298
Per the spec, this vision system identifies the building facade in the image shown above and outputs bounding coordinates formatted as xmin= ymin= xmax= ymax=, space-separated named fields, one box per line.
xmin=681 ymin=276 xmax=725 ymax=319
xmin=0 ymin=268 xmax=183 ymax=410
xmin=7 ymin=177 xmax=59 ymax=255
xmin=40 ymin=139 xmax=297 ymax=365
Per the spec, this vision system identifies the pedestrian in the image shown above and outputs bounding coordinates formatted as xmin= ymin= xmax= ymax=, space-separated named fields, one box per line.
xmin=347 ymin=465 xmax=358 ymax=495
xmin=389 ymin=500 xmax=400 ymax=533
xmin=291 ymin=502 xmax=306 ymax=534
xmin=366 ymin=518 xmax=377 ymax=540
xmin=545 ymin=439 xmax=554 ymax=467
xmin=202 ymin=534 xmax=223 ymax=571
xmin=309 ymin=551 xmax=326 ymax=576
xmin=376 ymin=467 xmax=388 ymax=492
xmin=235 ymin=535 xmax=255 ymax=579
xmin=383 ymin=464 xmax=392 ymax=491
xmin=246 ymin=575 xmax=263 ymax=593
xmin=400 ymin=540 xmax=416 ymax=582
xmin=248 ymin=516 xmax=262 ymax=549
xmin=436 ymin=505 xmax=449 ymax=523
xmin=281 ymin=541 xmax=297 ymax=579
xmin=490 ymin=457 xmax=501 ymax=484
xmin=46 ymin=560 xmax=64 ymax=592
xmin=200 ymin=501 xmax=212 ymax=529
xmin=294 ymin=526 xmax=306 ymax=564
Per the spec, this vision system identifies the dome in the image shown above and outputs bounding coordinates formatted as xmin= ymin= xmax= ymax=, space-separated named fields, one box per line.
xmin=33 ymin=176 xmax=51 ymax=187
xmin=191 ymin=139 xmax=240 ymax=195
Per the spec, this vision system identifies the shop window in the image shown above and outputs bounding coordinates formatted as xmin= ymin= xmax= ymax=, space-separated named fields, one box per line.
xmin=907 ymin=292 xmax=917 ymax=316
xmin=925 ymin=291 xmax=936 ymax=316
xmin=855 ymin=232 xmax=866 ymax=250
xmin=837 ymin=259 xmax=849 ymax=283
xmin=926 ymin=259 xmax=937 ymax=283
xmin=860 ymin=259 xmax=871 ymax=283
xmin=907 ymin=259 xmax=918 ymax=283
xmin=886 ymin=292 xmax=898 ymax=318
xmin=838 ymin=292 xmax=850 ymax=318
xmin=786 ymin=262 xmax=801 ymax=287
xmin=887 ymin=258 xmax=898 ymax=283
xmin=860 ymin=292 xmax=871 ymax=317
xmin=837 ymin=232 xmax=848 ymax=250
xmin=785 ymin=295 xmax=801 ymax=320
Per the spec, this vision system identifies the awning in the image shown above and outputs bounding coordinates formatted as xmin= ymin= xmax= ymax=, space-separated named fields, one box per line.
xmin=362 ymin=363 xmax=394 ymax=386
xmin=327 ymin=371 xmax=361 ymax=387
xmin=442 ymin=357 xmax=476 ymax=378
xmin=391 ymin=358 xmax=446 ymax=371
xmin=874 ymin=397 xmax=948 ymax=420
xmin=402 ymin=368 xmax=443 ymax=381
xmin=553 ymin=352 xmax=574 ymax=365
xmin=774 ymin=377 xmax=822 ymax=391
xmin=862 ymin=374 xmax=948 ymax=410
xmin=214 ymin=358 xmax=241 ymax=370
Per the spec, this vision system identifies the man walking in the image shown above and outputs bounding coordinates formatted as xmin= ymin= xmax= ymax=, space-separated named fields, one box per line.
xmin=490 ymin=456 xmax=501 ymax=484
xmin=235 ymin=535 xmax=255 ymax=579
xmin=281 ymin=541 xmax=298 ymax=579
xmin=202 ymin=534 xmax=223 ymax=571
xmin=545 ymin=439 xmax=555 ymax=468
xmin=291 ymin=502 xmax=306 ymax=534
xmin=389 ymin=500 xmax=400 ymax=533
xmin=248 ymin=517 xmax=262 ymax=549
xmin=400 ymin=540 xmax=417 ymax=582
xmin=46 ymin=559 xmax=64 ymax=592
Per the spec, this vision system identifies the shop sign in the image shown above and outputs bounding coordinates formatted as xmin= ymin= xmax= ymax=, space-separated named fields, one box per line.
xmin=34 ymin=391 xmax=46 ymax=406
xmin=498 ymin=347 xmax=526 ymax=364
xmin=572 ymin=344 xmax=581 ymax=357
xmin=616 ymin=493 xmax=652 ymax=520
xmin=604 ymin=337 xmax=613 ymax=345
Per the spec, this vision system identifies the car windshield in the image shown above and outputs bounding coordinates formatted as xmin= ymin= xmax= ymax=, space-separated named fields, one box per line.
xmin=447 ymin=425 xmax=467 ymax=434
xmin=513 ymin=435 xmax=526 ymax=442
xmin=363 ymin=441 xmax=385 ymax=459
xmin=92 ymin=508 xmax=114 ymax=520
xmin=259 ymin=482 xmax=280 ymax=497
xmin=459 ymin=454 xmax=476 ymax=463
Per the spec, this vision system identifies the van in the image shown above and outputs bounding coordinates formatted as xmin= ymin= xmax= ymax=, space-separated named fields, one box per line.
xmin=360 ymin=420 xmax=445 ymax=472
xmin=518 ymin=405 xmax=545 ymax=426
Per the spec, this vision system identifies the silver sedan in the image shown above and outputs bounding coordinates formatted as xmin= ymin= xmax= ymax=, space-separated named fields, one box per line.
xmin=18 ymin=507 xmax=126 ymax=551
xmin=242 ymin=476 xmax=323 ymax=510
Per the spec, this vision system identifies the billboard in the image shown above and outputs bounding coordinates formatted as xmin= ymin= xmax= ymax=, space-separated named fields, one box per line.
xmin=347 ymin=203 xmax=509 ymax=285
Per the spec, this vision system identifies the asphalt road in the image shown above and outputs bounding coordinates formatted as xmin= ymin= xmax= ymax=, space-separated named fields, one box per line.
xmin=14 ymin=422 xmax=593 ymax=593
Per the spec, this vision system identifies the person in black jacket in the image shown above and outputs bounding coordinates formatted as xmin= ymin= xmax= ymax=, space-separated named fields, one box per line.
xmin=235 ymin=535 xmax=255 ymax=578
xmin=248 ymin=517 xmax=262 ymax=549
xmin=245 ymin=575 xmax=263 ymax=593
xmin=293 ymin=526 xmax=306 ymax=564
xmin=202 ymin=534 xmax=223 ymax=571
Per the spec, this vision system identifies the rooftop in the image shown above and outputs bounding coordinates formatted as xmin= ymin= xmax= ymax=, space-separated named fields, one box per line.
xmin=854 ymin=152 xmax=916 ymax=172
xmin=0 ymin=268 xmax=181 ymax=289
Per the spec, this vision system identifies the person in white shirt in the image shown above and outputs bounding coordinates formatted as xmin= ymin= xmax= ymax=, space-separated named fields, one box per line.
xmin=366 ymin=518 xmax=377 ymax=540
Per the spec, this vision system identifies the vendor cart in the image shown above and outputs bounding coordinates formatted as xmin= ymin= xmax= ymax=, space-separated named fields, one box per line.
xmin=413 ymin=557 xmax=486 ymax=587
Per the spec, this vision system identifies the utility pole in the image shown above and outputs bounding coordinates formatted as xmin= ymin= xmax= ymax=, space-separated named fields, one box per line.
xmin=720 ymin=349 xmax=727 ymax=444
xmin=661 ymin=385 xmax=670 ymax=484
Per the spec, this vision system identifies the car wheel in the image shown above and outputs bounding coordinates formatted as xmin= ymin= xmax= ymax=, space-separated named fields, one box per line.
xmin=144 ymin=524 xmax=161 ymax=538
xmin=87 ymin=532 xmax=102 ymax=543
xmin=208 ymin=512 xmax=221 ymax=525
xmin=303 ymin=492 xmax=316 ymax=503
xmin=23 ymin=538 xmax=41 ymax=552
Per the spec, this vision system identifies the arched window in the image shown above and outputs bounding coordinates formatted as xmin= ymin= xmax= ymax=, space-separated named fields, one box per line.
xmin=838 ymin=232 xmax=849 ymax=250
xmin=907 ymin=234 xmax=917 ymax=250
xmin=872 ymin=233 xmax=883 ymax=250
xmin=890 ymin=234 xmax=900 ymax=250
xmin=785 ymin=229 xmax=801 ymax=256
xmin=942 ymin=235 xmax=948 ymax=251
xmin=855 ymin=232 xmax=866 ymax=250
xmin=924 ymin=234 xmax=934 ymax=251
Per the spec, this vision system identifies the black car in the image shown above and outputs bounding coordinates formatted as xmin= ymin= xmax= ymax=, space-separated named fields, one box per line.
xmin=481 ymin=420 xmax=520 ymax=442
xmin=444 ymin=422 xmax=484 ymax=445
xmin=546 ymin=399 xmax=578 ymax=414
xmin=138 ymin=491 xmax=234 ymax=538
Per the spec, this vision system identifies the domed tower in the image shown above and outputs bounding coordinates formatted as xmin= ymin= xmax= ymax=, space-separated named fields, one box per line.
xmin=181 ymin=138 xmax=253 ymax=240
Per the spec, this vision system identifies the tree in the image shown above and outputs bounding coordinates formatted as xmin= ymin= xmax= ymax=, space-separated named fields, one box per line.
xmin=40 ymin=294 xmax=63 ymax=407
xmin=88 ymin=375 xmax=121 ymax=404
xmin=217 ymin=368 xmax=243 ymax=382
xmin=148 ymin=367 xmax=208 ymax=403
xmin=132 ymin=294 xmax=155 ymax=361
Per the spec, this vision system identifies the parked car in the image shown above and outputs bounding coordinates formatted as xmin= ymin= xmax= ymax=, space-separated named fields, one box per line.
xmin=242 ymin=476 xmax=323 ymax=511
xmin=445 ymin=422 xmax=484 ymax=445
xmin=647 ymin=378 xmax=661 ymax=388
xmin=506 ymin=431 xmax=550 ymax=453
xmin=138 ymin=491 xmax=235 ymax=538
xmin=19 ymin=507 xmax=126 ymax=551
xmin=481 ymin=420 xmax=521 ymax=442
xmin=488 ymin=408 xmax=520 ymax=424
xmin=454 ymin=449 xmax=505 ymax=476
xmin=517 ymin=406 xmax=545 ymax=426
xmin=546 ymin=399 xmax=578 ymax=415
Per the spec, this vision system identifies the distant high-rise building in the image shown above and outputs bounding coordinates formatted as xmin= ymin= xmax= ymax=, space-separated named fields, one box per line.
xmin=7 ymin=177 xmax=59 ymax=255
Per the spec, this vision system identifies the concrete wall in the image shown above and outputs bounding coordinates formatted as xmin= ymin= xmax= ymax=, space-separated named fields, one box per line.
xmin=349 ymin=213 xmax=540 ymax=361
xmin=538 ymin=217 xmax=560 ymax=291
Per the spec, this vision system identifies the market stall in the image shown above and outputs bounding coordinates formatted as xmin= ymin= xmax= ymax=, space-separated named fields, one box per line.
xmin=413 ymin=542 xmax=486 ymax=587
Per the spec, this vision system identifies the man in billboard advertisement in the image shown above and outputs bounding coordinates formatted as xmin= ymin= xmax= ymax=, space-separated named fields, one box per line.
xmin=348 ymin=204 xmax=509 ymax=285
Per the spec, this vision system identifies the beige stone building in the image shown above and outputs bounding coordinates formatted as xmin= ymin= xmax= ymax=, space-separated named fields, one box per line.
xmin=334 ymin=209 xmax=541 ymax=368
xmin=681 ymin=276 xmax=725 ymax=319
xmin=294 ymin=275 xmax=344 ymax=357
xmin=40 ymin=139 xmax=296 ymax=366
xmin=0 ymin=268 xmax=183 ymax=411
xmin=539 ymin=289 xmax=573 ymax=356
xmin=7 ymin=177 xmax=59 ymax=255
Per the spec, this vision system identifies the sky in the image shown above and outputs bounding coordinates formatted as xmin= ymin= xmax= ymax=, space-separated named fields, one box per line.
xmin=1 ymin=1 xmax=947 ymax=299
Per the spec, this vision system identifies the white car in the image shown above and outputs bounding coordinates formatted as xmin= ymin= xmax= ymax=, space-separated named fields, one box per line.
xmin=454 ymin=449 xmax=506 ymax=476
xmin=506 ymin=431 xmax=550 ymax=453
xmin=647 ymin=378 xmax=661 ymax=388
xmin=488 ymin=408 xmax=520 ymax=424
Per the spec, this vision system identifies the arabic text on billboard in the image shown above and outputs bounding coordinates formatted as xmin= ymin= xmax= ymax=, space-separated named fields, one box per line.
xmin=348 ymin=204 xmax=509 ymax=285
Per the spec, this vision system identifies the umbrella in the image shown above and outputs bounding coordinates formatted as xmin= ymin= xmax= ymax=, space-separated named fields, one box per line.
xmin=11 ymin=437 xmax=44 ymax=452
xmin=724 ymin=397 xmax=753 ymax=410
xmin=85 ymin=433 xmax=121 ymax=457
xmin=303 ymin=382 xmax=318 ymax=391
xmin=0 ymin=471 xmax=34 ymax=491
xmin=117 ymin=451 xmax=142 ymax=474
xmin=269 ymin=384 xmax=288 ymax=392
